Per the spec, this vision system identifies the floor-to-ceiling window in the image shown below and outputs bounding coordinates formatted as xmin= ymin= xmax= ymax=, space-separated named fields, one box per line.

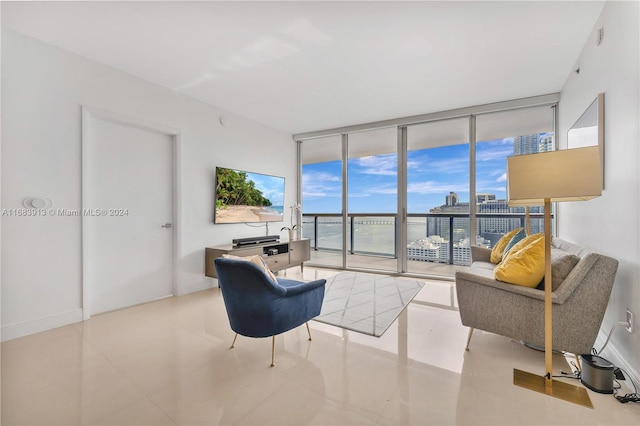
xmin=346 ymin=127 xmax=398 ymax=271
xmin=300 ymin=135 xmax=343 ymax=268
xmin=405 ymin=118 xmax=470 ymax=276
xmin=298 ymin=95 xmax=559 ymax=278
xmin=475 ymin=105 xmax=555 ymax=248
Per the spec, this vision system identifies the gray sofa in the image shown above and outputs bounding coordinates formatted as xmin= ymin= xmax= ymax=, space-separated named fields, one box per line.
xmin=455 ymin=237 xmax=618 ymax=355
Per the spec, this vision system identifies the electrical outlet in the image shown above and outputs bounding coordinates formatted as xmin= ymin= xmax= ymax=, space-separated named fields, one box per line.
xmin=626 ymin=310 xmax=633 ymax=333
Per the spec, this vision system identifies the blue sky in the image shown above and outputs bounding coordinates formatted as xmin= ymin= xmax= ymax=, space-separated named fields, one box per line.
xmin=302 ymin=134 xmax=551 ymax=214
xmin=244 ymin=171 xmax=285 ymax=207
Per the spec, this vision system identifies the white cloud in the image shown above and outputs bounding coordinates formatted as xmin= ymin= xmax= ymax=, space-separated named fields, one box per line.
xmin=353 ymin=154 xmax=397 ymax=176
xmin=302 ymin=171 xmax=340 ymax=184
xmin=428 ymin=157 xmax=469 ymax=174
xmin=476 ymin=146 xmax=513 ymax=162
xmin=476 ymin=177 xmax=508 ymax=194
xmin=301 ymin=190 xmax=328 ymax=197
xmin=496 ymin=173 xmax=507 ymax=183
xmin=366 ymin=186 xmax=397 ymax=195
xmin=407 ymin=181 xmax=468 ymax=194
xmin=407 ymin=159 xmax=421 ymax=169
xmin=302 ymin=171 xmax=341 ymax=199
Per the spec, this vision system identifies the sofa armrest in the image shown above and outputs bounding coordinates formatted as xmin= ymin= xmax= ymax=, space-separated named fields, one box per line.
xmin=277 ymin=278 xmax=326 ymax=296
xmin=471 ymin=246 xmax=492 ymax=263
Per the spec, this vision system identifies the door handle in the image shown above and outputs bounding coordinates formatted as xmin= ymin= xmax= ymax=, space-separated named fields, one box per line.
xmin=161 ymin=223 xmax=173 ymax=228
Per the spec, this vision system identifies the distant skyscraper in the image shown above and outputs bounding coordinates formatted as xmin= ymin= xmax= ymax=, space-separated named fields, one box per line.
xmin=446 ymin=192 xmax=458 ymax=206
xmin=428 ymin=200 xmax=469 ymax=239
xmin=513 ymin=134 xmax=539 ymax=155
xmin=477 ymin=199 xmax=522 ymax=235
xmin=539 ymin=134 xmax=554 ymax=152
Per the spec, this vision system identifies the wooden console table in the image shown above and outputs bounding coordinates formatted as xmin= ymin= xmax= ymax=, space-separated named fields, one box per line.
xmin=205 ymin=238 xmax=311 ymax=278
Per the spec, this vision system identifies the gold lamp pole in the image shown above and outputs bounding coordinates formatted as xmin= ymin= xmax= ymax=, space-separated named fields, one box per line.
xmin=506 ymin=146 xmax=602 ymax=407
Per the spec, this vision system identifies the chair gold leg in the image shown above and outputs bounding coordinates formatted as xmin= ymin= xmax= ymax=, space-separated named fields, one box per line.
xmin=231 ymin=333 xmax=238 ymax=349
xmin=465 ymin=328 xmax=474 ymax=351
xmin=306 ymin=322 xmax=312 ymax=341
xmin=271 ymin=336 xmax=276 ymax=367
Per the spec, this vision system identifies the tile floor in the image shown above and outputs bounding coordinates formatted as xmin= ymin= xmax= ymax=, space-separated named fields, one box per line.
xmin=2 ymin=267 xmax=639 ymax=425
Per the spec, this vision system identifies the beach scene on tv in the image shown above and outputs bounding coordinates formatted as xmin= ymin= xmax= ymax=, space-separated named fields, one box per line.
xmin=214 ymin=167 xmax=285 ymax=224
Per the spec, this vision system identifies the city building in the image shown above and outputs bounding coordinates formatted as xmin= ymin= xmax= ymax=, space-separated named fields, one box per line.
xmin=539 ymin=134 xmax=554 ymax=152
xmin=407 ymin=235 xmax=449 ymax=263
xmin=425 ymin=192 xmax=546 ymax=264
xmin=453 ymin=236 xmax=491 ymax=266
xmin=513 ymin=134 xmax=540 ymax=155
xmin=445 ymin=191 xmax=459 ymax=206
xmin=476 ymin=193 xmax=496 ymax=203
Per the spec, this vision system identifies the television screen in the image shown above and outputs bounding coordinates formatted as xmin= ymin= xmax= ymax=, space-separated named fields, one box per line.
xmin=214 ymin=167 xmax=285 ymax=224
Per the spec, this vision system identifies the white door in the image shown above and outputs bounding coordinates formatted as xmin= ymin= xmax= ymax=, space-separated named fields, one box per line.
xmin=84 ymin=115 xmax=174 ymax=315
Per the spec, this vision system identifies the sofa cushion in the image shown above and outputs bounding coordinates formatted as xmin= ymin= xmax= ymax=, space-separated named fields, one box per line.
xmin=494 ymin=233 xmax=545 ymax=287
xmin=471 ymin=261 xmax=496 ymax=271
xmin=490 ymin=228 xmax=524 ymax=264
xmin=222 ymin=253 xmax=278 ymax=283
xmin=536 ymin=249 xmax=581 ymax=291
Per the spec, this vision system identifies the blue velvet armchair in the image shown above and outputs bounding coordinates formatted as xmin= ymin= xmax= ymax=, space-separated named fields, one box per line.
xmin=214 ymin=257 xmax=326 ymax=366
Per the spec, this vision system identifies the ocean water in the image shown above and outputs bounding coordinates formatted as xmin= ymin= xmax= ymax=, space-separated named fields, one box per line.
xmin=300 ymin=216 xmax=534 ymax=268
xmin=301 ymin=219 xmax=430 ymax=255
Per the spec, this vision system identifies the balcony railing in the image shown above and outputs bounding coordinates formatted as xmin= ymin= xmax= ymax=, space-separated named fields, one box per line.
xmin=301 ymin=212 xmax=548 ymax=266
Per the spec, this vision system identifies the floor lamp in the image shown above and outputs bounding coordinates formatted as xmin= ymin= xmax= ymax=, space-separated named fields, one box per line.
xmin=507 ymin=146 xmax=602 ymax=407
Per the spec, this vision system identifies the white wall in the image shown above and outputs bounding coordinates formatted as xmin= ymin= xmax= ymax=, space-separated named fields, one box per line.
xmin=1 ymin=30 xmax=297 ymax=339
xmin=559 ymin=1 xmax=639 ymax=379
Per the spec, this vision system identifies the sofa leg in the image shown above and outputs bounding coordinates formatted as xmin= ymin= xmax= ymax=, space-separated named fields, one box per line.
xmin=230 ymin=333 xmax=238 ymax=349
xmin=270 ymin=336 xmax=277 ymax=367
xmin=306 ymin=322 xmax=312 ymax=341
xmin=465 ymin=328 xmax=474 ymax=351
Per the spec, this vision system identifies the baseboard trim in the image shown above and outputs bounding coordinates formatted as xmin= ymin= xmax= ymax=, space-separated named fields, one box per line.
xmin=176 ymin=278 xmax=216 ymax=296
xmin=1 ymin=309 xmax=83 ymax=342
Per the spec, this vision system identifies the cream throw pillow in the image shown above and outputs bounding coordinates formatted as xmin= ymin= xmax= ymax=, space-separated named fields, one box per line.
xmin=222 ymin=254 xmax=278 ymax=283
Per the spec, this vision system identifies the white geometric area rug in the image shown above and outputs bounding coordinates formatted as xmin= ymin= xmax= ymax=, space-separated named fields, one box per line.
xmin=314 ymin=271 xmax=424 ymax=337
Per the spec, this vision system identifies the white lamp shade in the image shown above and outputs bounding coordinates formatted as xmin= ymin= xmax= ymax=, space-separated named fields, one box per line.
xmin=507 ymin=146 xmax=602 ymax=206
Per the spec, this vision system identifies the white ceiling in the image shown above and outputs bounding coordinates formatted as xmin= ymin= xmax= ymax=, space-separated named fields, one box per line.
xmin=2 ymin=1 xmax=605 ymax=135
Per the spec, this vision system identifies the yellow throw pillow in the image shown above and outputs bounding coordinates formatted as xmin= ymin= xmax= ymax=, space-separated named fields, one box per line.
xmin=494 ymin=233 xmax=545 ymax=287
xmin=222 ymin=254 xmax=278 ymax=283
xmin=490 ymin=228 xmax=523 ymax=264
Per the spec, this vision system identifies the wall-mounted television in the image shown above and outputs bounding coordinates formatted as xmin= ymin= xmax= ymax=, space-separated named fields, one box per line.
xmin=214 ymin=167 xmax=285 ymax=224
